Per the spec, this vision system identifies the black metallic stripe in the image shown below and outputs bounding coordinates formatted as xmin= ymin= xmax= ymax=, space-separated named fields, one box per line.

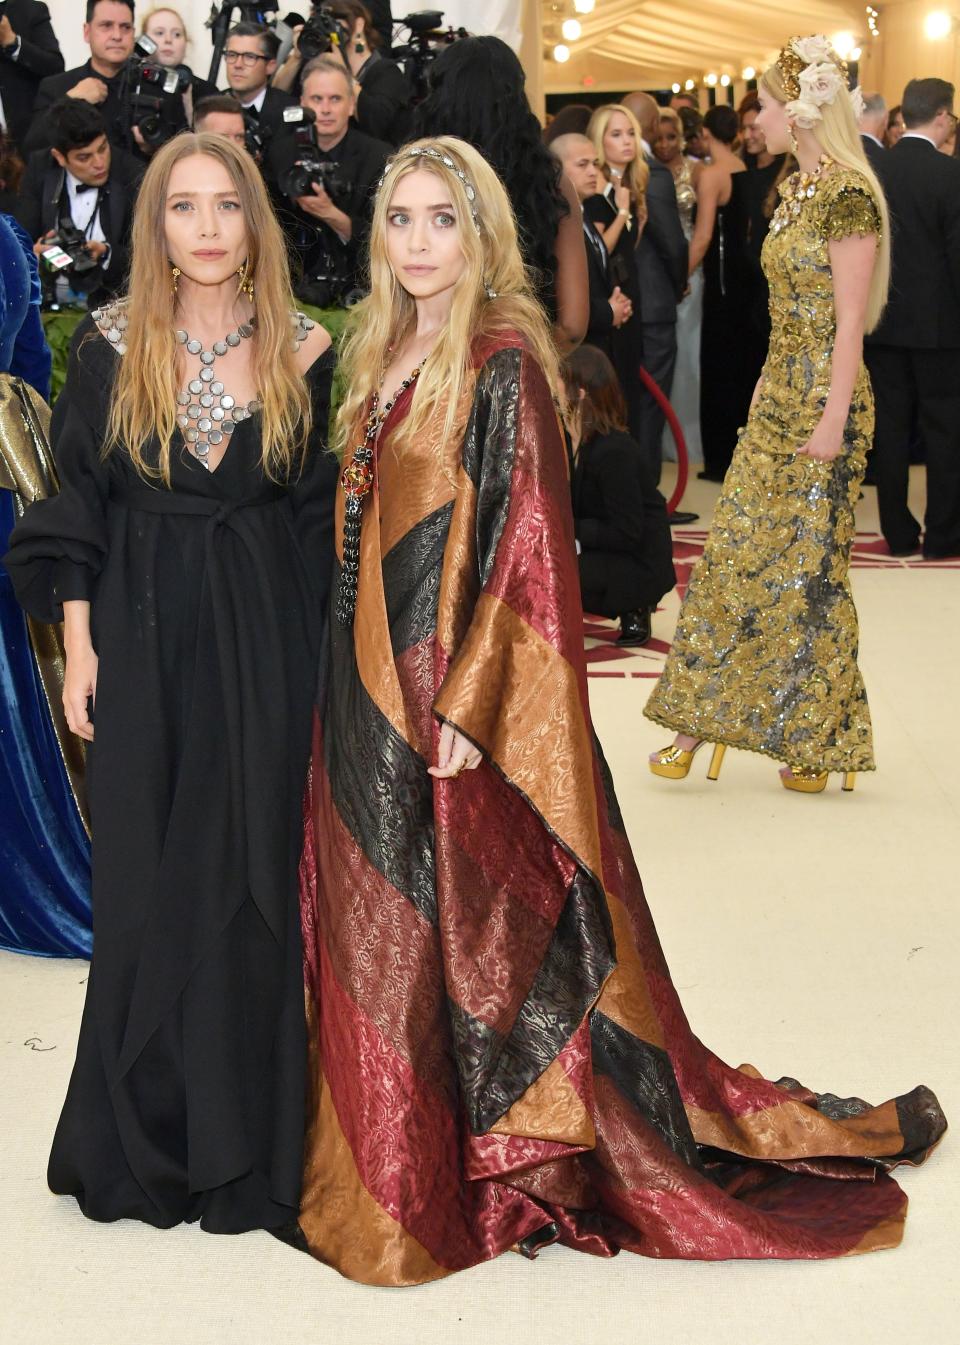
xmin=450 ymin=867 xmax=616 ymax=1134
xmin=461 ymin=347 xmax=522 ymax=586
xmin=324 ymin=577 xmax=437 ymax=924
xmin=382 ymin=500 xmax=454 ymax=657
xmin=590 ymin=1010 xmax=703 ymax=1169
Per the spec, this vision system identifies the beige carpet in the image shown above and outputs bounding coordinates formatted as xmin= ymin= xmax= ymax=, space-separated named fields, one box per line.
xmin=1 ymin=469 xmax=956 ymax=1345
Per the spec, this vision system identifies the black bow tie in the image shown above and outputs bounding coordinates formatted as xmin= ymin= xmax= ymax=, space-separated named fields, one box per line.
xmin=243 ymin=104 xmax=260 ymax=120
xmin=75 ymin=181 xmax=98 ymax=194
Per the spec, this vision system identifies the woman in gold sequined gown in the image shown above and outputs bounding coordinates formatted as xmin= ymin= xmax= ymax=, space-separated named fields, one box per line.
xmin=644 ymin=38 xmax=890 ymax=792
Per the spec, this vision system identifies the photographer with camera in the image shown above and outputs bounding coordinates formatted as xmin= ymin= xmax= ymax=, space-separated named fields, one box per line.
xmin=22 ymin=1 xmax=136 ymax=157
xmin=272 ymin=2 xmax=411 ymax=146
xmin=220 ymin=22 xmax=294 ymax=154
xmin=15 ymin=96 xmax=142 ymax=309
xmin=0 ymin=2 xmax=64 ymax=151
xmin=130 ymin=7 xmax=216 ymax=153
xmin=193 ymin=93 xmax=247 ymax=149
xmin=267 ymin=51 xmax=389 ymax=306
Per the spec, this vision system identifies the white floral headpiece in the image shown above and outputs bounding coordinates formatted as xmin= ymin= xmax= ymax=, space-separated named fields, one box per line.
xmin=777 ymin=34 xmax=863 ymax=130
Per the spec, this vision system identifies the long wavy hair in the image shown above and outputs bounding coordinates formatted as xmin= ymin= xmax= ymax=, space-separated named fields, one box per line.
xmin=588 ymin=104 xmax=650 ymax=211
xmin=412 ymin=38 xmax=568 ymax=294
xmin=335 ymin=136 xmax=560 ymax=460
xmin=761 ymin=56 xmax=890 ymax=331
xmin=105 ymin=134 xmax=311 ymax=483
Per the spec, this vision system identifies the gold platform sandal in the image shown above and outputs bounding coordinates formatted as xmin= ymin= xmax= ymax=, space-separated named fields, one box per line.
xmin=780 ymin=767 xmax=856 ymax=794
xmin=649 ymin=741 xmax=726 ymax=781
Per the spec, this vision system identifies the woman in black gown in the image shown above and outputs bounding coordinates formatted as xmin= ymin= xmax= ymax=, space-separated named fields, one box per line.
xmin=4 ymin=133 xmax=336 ymax=1234
xmin=687 ymin=105 xmax=754 ymax=482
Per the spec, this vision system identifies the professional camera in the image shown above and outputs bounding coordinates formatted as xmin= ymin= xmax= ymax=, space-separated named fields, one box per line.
xmin=242 ymin=107 xmax=266 ymax=159
xmin=128 ymin=34 xmax=191 ymax=148
xmin=276 ymin=106 xmax=349 ymax=203
xmin=297 ymin=4 xmax=350 ymax=63
xmin=37 ymin=224 xmax=101 ymax=306
xmin=392 ymin=11 xmax=468 ymax=103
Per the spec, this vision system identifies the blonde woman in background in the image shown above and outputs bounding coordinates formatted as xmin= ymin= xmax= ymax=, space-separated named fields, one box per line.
xmin=585 ymin=103 xmax=647 ymax=440
xmin=646 ymin=36 xmax=890 ymax=794
xmin=5 ymin=133 xmax=335 ymax=1233
xmin=654 ymin=105 xmax=703 ymax=463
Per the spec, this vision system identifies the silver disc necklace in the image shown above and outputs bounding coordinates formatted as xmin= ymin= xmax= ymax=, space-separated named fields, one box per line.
xmin=174 ymin=321 xmax=260 ymax=470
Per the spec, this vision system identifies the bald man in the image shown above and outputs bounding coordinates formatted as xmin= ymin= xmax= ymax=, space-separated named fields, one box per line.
xmin=621 ymin=91 xmax=688 ymax=480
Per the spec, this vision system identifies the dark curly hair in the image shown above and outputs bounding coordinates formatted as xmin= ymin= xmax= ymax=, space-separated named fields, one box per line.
xmin=412 ymin=36 xmax=568 ymax=308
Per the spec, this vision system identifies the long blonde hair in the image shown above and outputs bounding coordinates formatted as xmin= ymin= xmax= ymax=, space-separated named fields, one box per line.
xmin=105 ymin=134 xmax=311 ymax=483
xmin=761 ymin=59 xmax=891 ymax=331
xmin=335 ymin=135 xmax=560 ymax=459
xmin=588 ymin=104 xmax=650 ymax=211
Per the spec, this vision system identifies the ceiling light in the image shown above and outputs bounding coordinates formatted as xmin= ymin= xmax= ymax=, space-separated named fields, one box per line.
xmin=720 ymin=74 xmax=731 ymax=87
xmin=573 ymin=0 xmax=595 ymax=13
xmin=553 ymin=44 xmax=570 ymax=63
xmin=684 ymin=78 xmax=696 ymax=91
xmin=705 ymin=72 xmax=718 ymax=87
xmin=561 ymin=19 xmax=581 ymax=41
xmin=742 ymin=65 xmax=756 ymax=80
xmin=925 ymin=11 xmax=954 ymax=39
xmin=671 ymin=82 xmax=681 ymax=93
xmin=850 ymin=46 xmax=862 ymax=60
xmin=832 ymin=31 xmax=857 ymax=59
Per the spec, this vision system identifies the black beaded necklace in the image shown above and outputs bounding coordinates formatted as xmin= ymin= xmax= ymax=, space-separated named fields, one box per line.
xmin=336 ymin=361 xmax=425 ymax=627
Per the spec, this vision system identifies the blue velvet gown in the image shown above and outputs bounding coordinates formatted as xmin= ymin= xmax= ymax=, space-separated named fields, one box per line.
xmin=0 ymin=213 xmax=92 ymax=957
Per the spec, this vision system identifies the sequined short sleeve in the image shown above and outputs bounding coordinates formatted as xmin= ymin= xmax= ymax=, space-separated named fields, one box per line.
xmin=820 ymin=180 xmax=881 ymax=242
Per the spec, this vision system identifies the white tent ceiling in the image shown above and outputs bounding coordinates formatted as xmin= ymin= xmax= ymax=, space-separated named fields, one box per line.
xmin=541 ymin=0 xmax=873 ymax=92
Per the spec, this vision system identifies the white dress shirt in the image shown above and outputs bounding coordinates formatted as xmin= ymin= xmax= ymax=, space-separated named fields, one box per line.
xmin=65 ymin=172 xmax=107 ymax=246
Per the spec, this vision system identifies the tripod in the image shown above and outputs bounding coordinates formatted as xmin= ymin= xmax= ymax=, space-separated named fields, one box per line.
xmin=206 ymin=2 xmax=282 ymax=85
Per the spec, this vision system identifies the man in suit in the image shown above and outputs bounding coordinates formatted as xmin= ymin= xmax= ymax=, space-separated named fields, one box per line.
xmin=0 ymin=1 xmax=63 ymax=150
xmin=549 ymin=134 xmax=632 ymax=361
xmin=220 ymin=22 xmax=293 ymax=155
xmin=267 ymin=54 xmax=390 ymax=306
xmin=622 ymin=91 xmax=688 ymax=481
xmin=866 ymin=78 xmax=960 ymax=559
xmin=858 ymin=92 xmax=888 ymax=171
xmin=15 ymin=97 xmax=142 ymax=310
xmin=22 ymin=0 xmax=138 ymax=157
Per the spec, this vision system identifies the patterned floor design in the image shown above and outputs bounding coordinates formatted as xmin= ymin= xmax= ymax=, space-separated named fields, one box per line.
xmin=585 ymin=527 xmax=960 ymax=680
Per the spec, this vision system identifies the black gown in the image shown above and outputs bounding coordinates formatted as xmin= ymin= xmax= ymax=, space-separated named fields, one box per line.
xmin=699 ymin=171 xmax=757 ymax=480
xmin=4 ymin=319 xmax=338 ymax=1233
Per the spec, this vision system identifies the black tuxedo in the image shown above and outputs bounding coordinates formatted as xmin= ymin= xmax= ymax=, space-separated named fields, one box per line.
xmin=0 ymin=0 xmax=63 ymax=148
xmin=227 ymin=84 xmax=295 ymax=154
xmin=581 ymin=212 xmax=614 ymax=358
xmin=860 ymin=133 xmax=886 ymax=172
xmin=866 ymin=135 xmax=960 ymax=557
xmin=14 ymin=146 xmax=144 ymax=308
xmin=635 ymin=152 xmax=688 ymax=477
xmin=23 ymin=60 xmax=141 ymax=157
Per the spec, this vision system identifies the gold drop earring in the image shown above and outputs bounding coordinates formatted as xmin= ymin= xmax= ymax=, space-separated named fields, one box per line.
xmin=170 ymin=264 xmax=181 ymax=295
xmin=237 ymin=258 xmax=255 ymax=301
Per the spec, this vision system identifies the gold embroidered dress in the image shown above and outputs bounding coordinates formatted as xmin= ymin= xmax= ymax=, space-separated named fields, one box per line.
xmin=645 ymin=165 xmax=881 ymax=774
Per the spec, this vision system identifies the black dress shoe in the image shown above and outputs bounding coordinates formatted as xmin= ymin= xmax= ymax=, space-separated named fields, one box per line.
xmin=669 ymin=509 xmax=700 ymax=525
xmin=696 ymin=469 xmax=726 ymax=483
xmin=617 ymin=609 xmax=652 ymax=645
xmin=888 ymin=542 xmax=921 ymax=557
xmin=923 ymin=547 xmax=960 ymax=561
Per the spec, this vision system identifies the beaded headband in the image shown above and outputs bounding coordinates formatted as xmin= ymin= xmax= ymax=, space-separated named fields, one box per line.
xmin=378 ymin=145 xmax=483 ymax=235
xmin=774 ymin=35 xmax=863 ymax=129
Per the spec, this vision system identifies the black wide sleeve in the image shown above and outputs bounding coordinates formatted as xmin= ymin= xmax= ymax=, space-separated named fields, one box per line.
xmin=3 ymin=321 xmax=113 ymax=623
xmin=356 ymin=60 xmax=413 ymax=145
xmin=11 ymin=151 xmax=46 ymax=239
xmin=289 ymin=347 xmax=339 ymax=614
